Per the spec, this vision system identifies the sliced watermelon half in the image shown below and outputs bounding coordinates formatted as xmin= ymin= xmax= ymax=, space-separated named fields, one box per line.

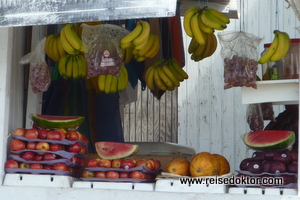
xmin=30 ymin=114 xmax=85 ymax=130
xmin=95 ymin=141 xmax=139 ymax=159
xmin=243 ymin=130 xmax=295 ymax=151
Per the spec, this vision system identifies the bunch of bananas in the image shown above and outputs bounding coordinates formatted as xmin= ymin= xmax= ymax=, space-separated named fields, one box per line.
xmin=45 ymin=34 xmax=67 ymax=62
xmin=60 ymin=24 xmax=85 ymax=55
xmin=120 ymin=20 xmax=160 ymax=63
xmin=97 ymin=66 xmax=129 ymax=94
xmin=58 ymin=54 xmax=87 ymax=79
xmin=145 ymin=58 xmax=188 ymax=91
xmin=258 ymin=30 xmax=290 ymax=64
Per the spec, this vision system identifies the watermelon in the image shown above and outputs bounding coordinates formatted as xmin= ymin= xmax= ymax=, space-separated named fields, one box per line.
xmin=95 ymin=141 xmax=139 ymax=159
xmin=30 ymin=114 xmax=84 ymax=130
xmin=243 ymin=130 xmax=295 ymax=151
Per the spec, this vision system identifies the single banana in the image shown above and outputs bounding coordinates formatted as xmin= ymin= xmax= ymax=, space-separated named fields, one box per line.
xmin=60 ymin=27 xmax=80 ymax=55
xmin=117 ymin=69 xmax=125 ymax=92
xmin=58 ymin=54 xmax=70 ymax=77
xmin=258 ymin=33 xmax=279 ymax=64
xmin=104 ymin=74 xmax=113 ymax=94
xmin=72 ymin=56 xmax=79 ymax=79
xmin=201 ymin=33 xmax=217 ymax=59
xmin=110 ymin=75 xmax=118 ymax=93
xmin=124 ymin=46 xmax=133 ymax=64
xmin=137 ymin=33 xmax=155 ymax=57
xmin=98 ymin=75 xmax=106 ymax=92
xmin=120 ymin=42 xmax=133 ymax=49
xmin=135 ymin=55 xmax=146 ymax=62
xmin=190 ymin=13 xmax=206 ymax=45
xmin=56 ymin=35 xmax=67 ymax=58
xmin=77 ymin=54 xmax=87 ymax=77
xmin=45 ymin=34 xmax=55 ymax=60
xmin=153 ymin=66 xmax=168 ymax=91
xmin=162 ymin=64 xmax=180 ymax=87
xmin=207 ymin=8 xmax=230 ymax=24
xmin=170 ymin=58 xmax=189 ymax=79
xmin=200 ymin=8 xmax=227 ymax=30
xmin=120 ymin=21 xmax=143 ymax=45
xmin=145 ymin=66 xmax=156 ymax=91
xmin=51 ymin=36 xmax=61 ymax=62
xmin=65 ymin=56 xmax=74 ymax=79
xmin=144 ymin=34 xmax=160 ymax=58
xmin=121 ymin=66 xmax=129 ymax=88
xmin=156 ymin=65 xmax=174 ymax=89
xmin=183 ymin=6 xmax=199 ymax=37
xmin=269 ymin=30 xmax=290 ymax=62
xmin=198 ymin=10 xmax=215 ymax=34
xmin=166 ymin=59 xmax=184 ymax=82
xmin=188 ymin=37 xmax=198 ymax=54
xmin=132 ymin=20 xmax=150 ymax=47
xmin=63 ymin=24 xmax=84 ymax=52
xmin=192 ymin=41 xmax=206 ymax=60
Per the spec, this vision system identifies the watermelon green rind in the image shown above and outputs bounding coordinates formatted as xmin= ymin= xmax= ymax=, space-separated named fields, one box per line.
xmin=95 ymin=141 xmax=139 ymax=159
xmin=243 ymin=130 xmax=295 ymax=151
xmin=30 ymin=114 xmax=85 ymax=130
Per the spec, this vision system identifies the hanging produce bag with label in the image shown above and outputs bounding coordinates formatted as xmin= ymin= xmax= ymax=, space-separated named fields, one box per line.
xmin=19 ymin=37 xmax=51 ymax=93
xmin=81 ymin=24 xmax=129 ymax=78
xmin=218 ymin=31 xmax=262 ymax=89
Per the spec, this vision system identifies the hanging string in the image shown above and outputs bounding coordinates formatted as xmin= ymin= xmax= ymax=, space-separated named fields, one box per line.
xmin=239 ymin=0 xmax=245 ymax=32
xmin=275 ymin=0 xmax=279 ymax=30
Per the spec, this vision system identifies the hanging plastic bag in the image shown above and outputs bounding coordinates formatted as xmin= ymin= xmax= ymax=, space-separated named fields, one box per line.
xmin=218 ymin=31 xmax=262 ymax=89
xmin=81 ymin=24 xmax=129 ymax=79
xmin=247 ymin=104 xmax=264 ymax=131
xmin=19 ymin=37 xmax=51 ymax=93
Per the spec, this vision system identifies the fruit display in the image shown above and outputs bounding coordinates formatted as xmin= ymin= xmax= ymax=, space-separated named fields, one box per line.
xmin=82 ymin=157 xmax=162 ymax=182
xmin=144 ymin=58 xmax=188 ymax=91
xmin=258 ymin=30 xmax=291 ymax=64
xmin=183 ymin=6 xmax=230 ymax=62
xmin=243 ymin=130 xmax=295 ymax=151
xmin=95 ymin=141 xmax=139 ymax=160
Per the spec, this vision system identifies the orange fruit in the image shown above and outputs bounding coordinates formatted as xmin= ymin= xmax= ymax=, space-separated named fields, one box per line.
xmin=190 ymin=152 xmax=220 ymax=177
xmin=165 ymin=158 xmax=190 ymax=176
xmin=212 ymin=154 xmax=230 ymax=176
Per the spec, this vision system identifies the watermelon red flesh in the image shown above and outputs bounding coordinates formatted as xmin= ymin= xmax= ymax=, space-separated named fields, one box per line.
xmin=243 ymin=130 xmax=295 ymax=151
xmin=95 ymin=141 xmax=139 ymax=159
xmin=31 ymin=114 xmax=85 ymax=130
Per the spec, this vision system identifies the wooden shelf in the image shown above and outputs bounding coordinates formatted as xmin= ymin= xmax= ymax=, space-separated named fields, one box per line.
xmin=241 ymin=79 xmax=299 ymax=105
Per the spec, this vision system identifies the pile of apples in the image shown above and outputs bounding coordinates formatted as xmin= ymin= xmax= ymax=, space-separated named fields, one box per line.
xmin=5 ymin=127 xmax=89 ymax=176
xmin=82 ymin=157 xmax=161 ymax=180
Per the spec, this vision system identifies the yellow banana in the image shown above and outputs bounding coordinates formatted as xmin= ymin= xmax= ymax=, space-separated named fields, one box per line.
xmin=56 ymin=35 xmax=67 ymax=58
xmin=188 ymin=37 xmax=198 ymax=54
xmin=135 ymin=55 xmax=146 ymax=62
xmin=145 ymin=66 xmax=156 ymax=91
xmin=63 ymin=24 xmax=84 ymax=52
xmin=183 ymin=6 xmax=199 ymax=37
xmin=170 ymin=58 xmax=188 ymax=79
xmin=166 ymin=59 xmax=184 ymax=82
xmin=153 ymin=66 xmax=167 ymax=91
xmin=98 ymin=75 xmax=106 ymax=92
xmin=120 ymin=21 xmax=143 ymax=45
xmin=156 ymin=65 xmax=174 ymax=89
xmin=45 ymin=34 xmax=55 ymax=60
xmin=144 ymin=34 xmax=160 ymax=58
xmin=137 ymin=33 xmax=155 ymax=57
xmin=120 ymin=41 xmax=133 ymax=49
xmin=201 ymin=33 xmax=217 ymax=59
xmin=51 ymin=36 xmax=61 ymax=62
xmin=77 ymin=54 xmax=87 ymax=77
xmin=162 ymin=64 xmax=180 ymax=87
xmin=200 ymin=8 xmax=227 ymax=30
xmin=65 ymin=56 xmax=74 ymax=79
xmin=58 ymin=54 xmax=70 ymax=78
xmin=110 ymin=75 xmax=118 ymax=93
xmin=132 ymin=20 xmax=150 ymax=47
xmin=269 ymin=30 xmax=290 ymax=62
xmin=121 ymin=66 xmax=128 ymax=88
xmin=72 ymin=56 xmax=79 ymax=79
xmin=117 ymin=69 xmax=125 ymax=92
xmin=124 ymin=46 xmax=133 ymax=64
xmin=190 ymin=13 xmax=206 ymax=45
xmin=207 ymin=8 xmax=230 ymax=24
xmin=258 ymin=33 xmax=279 ymax=64
xmin=198 ymin=10 xmax=215 ymax=34
xmin=60 ymin=27 xmax=80 ymax=55
xmin=104 ymin=74 xmax=113 ymax=93
xmin=192 ymin=41 xmax=206 ymax=60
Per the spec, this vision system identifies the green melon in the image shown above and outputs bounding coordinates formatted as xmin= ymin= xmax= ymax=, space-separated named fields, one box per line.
xmin=243 ymin=130 xmax=295 ymax=151
xmin=95 ymin=141 xmax=139 ymax=159
xmin=31 ymin=114 xmax=84 ymax=130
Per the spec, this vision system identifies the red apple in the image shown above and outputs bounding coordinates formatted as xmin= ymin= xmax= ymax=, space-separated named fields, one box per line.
xmin=150 ymin=158 xmax=161 ymax=171
xmin=19 ymin=162 xmax=29 ymax=169
xmin=66 ymin=143 xmax=81 ymax=153
xmin=5 ymin=159 xmax=19 ymax=168
xmin=29 ymin=163 xmax=43 ymax=169
xmin=111 ymin=159 xmax=122 ymax=168
xmin=82 ymin=169 xmax=95 ymax=178
xmin=80 ymin=146 xmax=88 ymax=155
xmin=10 ymin=139 xmax=26 ymax=151
xmin=43 ymin=165 xmax=53 ymax=170
xmin=35 ymin=154 xmax=43 ymax=161
xmin=24 ymin=128 xmax=38 ymax=139
xmin=77 ymin=132 xmax=84 ymax=141
xmin=146 ymin=160 xmax=155 ymax=171
xmin=21 ymin=151 xmax=36 ymax=161
xmin=65 ymin=130 xmax=79 ymax=141
xmin=106 ymin=171 xmax=119 ymax=179
xmin=36 ymin=142 xmax=50 ymax=151
xmin=119 ymin=172 xmax=130 ymax=179
xmin=129 ymin=170 xmax=145 ymax=179
xmin=26 ymin=142 xmax=37 ymax=150
xmin=86 ymin=158 xmax=99 ymax=168
xmin=13 ymin=128 xmax=26 ymax=136
xmin=53 ymin=163 xmax=69 ymax=171
xmin=56 ymin=129 xmax=67 ymax=139
xmin=46 ymin=131 xmax=62 ymax=140
xmin=98 ymin=159 xmax=112 ymax=168
xmin=69 ymin=156 xmax=84 ymax=165
xmin=121 ymin=159 xmax=135 ymax=170
xmin=49 ymin=143 xmax=64 ymax=151
xmin=43 ymin=153 xmax=58 ymax=161
xmin=95 ymin=171 xmax=106 ymax=178
xmin=37 ymin=129 xmax=49 ymax=140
